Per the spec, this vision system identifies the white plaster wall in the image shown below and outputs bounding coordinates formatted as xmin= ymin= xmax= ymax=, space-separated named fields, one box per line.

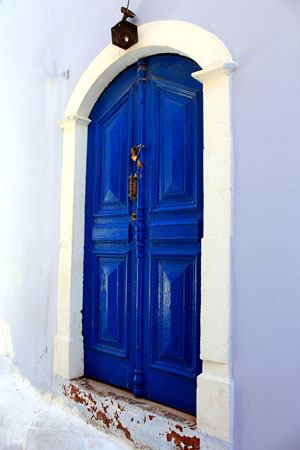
xmin=0 ymin=1 xmax=300 ymax=449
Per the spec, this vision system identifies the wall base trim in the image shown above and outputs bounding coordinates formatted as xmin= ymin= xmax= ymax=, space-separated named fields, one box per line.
xmin=54 ymin=336 xmax=83 ymax=379
xmin=197 ymin=372 xmax=230 ymax=442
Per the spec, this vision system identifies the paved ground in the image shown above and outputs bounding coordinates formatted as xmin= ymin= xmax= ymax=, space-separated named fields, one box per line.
xmin=0 ymin=355 xmax=133 ymax=450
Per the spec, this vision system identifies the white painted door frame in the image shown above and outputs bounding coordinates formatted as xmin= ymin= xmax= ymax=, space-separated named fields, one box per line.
xmin=54 ymin=20 xmax=238 ymax=442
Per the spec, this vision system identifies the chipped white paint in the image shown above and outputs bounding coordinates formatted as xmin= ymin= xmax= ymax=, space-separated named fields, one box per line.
xmin=54 ymin=20 xmax=237 ymax=442
xmin=54 ymin=377 xmax=229 ymax=450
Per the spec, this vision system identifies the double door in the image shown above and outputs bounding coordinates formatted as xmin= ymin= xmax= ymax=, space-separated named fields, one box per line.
xmin=83 ymin=54 xmax=203 ymax=415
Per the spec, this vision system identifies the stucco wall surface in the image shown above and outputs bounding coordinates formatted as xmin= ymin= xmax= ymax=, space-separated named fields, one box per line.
xmin=0 ymin=1 xmax=300 ymax=449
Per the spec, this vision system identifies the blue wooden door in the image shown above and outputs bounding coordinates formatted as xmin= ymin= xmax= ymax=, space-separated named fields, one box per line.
xmin=83 ymin=54 xmax=203 ymax=415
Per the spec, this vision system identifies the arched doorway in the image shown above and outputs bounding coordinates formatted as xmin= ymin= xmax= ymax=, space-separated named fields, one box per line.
xmin=54 ymin=20 xmax=236 ymax=441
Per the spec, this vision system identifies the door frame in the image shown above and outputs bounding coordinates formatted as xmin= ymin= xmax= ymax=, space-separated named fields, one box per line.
xmin=54 ymin=20 xmax=237 ymax=442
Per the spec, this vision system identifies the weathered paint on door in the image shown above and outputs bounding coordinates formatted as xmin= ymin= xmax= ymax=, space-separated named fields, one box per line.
xmin=83 ymin=54 xmax=203 ymax=415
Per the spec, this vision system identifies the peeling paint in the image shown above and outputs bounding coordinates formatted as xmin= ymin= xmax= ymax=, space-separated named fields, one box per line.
xmin=59 ymin=379 xmax=213 ymax=450
xmin=63 ymin=383 xmax=88 ymax=406
xmin=114 ymin=412 xmax=133 ymax=442
xmin=88 ymin=393 xmax=96 ymax=405
xmin=63 ymin=382 xmax=135 ymax=445
xmin=166 ymin=430 xmax=200 ymax=450
xmin=101 ymin=401 xmax=108 ymax=413
xmin=64 ymin=384 xmax=114 ymax=430
xmin=93 ymin=410 xmax=112 ymax=428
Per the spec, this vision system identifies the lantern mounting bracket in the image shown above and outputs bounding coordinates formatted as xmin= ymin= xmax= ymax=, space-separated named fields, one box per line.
xmin=120 ymin=6 xmax=135 ymax=21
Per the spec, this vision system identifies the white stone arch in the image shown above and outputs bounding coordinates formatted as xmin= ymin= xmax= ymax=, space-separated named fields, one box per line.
xmin=54 ymin=20 xmax=237 ymax=442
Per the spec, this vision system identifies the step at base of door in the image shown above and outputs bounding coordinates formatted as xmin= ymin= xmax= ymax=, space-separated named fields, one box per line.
xmin=53 ymin=376 xmax=229 ymax=450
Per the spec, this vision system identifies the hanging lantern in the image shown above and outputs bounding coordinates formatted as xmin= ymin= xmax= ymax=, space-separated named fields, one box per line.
xmin=111 ymin=5 xmax=138 ymax=50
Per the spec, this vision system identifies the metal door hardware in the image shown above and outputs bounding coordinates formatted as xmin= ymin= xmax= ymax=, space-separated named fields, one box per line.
xmin=128 ymin=173 xmax=137 ymax=201
xmin=131 ymin=144 xmax=144 ymax=162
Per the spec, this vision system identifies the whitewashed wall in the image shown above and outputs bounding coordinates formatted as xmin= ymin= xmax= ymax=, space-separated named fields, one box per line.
xmin=0 ymin=1 xmax=299 ymax=449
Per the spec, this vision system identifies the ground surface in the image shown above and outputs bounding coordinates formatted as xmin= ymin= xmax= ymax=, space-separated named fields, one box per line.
xmin=0 ymin=355 xmax=133 ymax=450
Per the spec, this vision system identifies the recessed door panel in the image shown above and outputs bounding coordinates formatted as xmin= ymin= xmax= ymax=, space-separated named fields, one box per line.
xmin=150 ymin=255 xmax=196 ymax=375
xmin=91 ymin=253 xmax=129 ymax=359
xmin=151 ymin=81 xmax=200 ymax=212
xmin=95 ymin=93 xmax=133 ymax=214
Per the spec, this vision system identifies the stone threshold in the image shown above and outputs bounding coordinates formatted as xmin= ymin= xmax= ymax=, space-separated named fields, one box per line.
xmin=53 ymin=377 xmax=229 ymax=450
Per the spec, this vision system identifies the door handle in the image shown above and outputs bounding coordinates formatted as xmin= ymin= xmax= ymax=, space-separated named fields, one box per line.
xmin=128 ymin=173 xmax=137 ymax=202
xmin=131 ymin=144 xmax=144 ymax=162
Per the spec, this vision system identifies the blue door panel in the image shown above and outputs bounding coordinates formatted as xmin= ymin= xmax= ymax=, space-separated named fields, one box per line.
xmin=95 ymin=93 xmax=133 ymax=213
xmin=84 ymin=54 xmax=203 ymax=414
xmin=142 ymin=365 xmax=197 ymax=414
xmin=149 ymin=220 xmax=200 ymax=241
xmin=91 ymin=253 xmax=129 ymax=358
xmin=152 ymin=81 xmax=198 ymax=208
xmin=150 ymin=255 xmax=196 ymax=373
xmin=83 ymin=67 xmax=136 ymax=391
